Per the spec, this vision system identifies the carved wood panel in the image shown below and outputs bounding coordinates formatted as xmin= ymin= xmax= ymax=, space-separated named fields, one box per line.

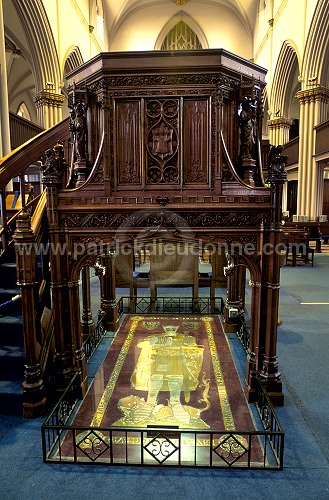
xmin=116 ymin=101 xmax=141 ymax=185
xmin=145 ymin=98 xmax=179 ymax=185
xmin=183 ymin=99 xmax=209 ymax=185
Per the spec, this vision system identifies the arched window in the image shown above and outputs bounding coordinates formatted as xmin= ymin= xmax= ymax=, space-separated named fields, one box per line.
xmin=161 ymin=21 xmax=202 ymax=50
xmin=17 ymin=102 xmax=31 ymax=121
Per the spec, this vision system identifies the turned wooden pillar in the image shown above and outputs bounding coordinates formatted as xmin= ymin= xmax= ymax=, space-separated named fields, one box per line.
xmin=69 ymin=279 xmax=88 ymax=398
xmin=258 ymin=145 xmax=287 ymax=405
xmin=50 ymin=236 xmax=74 ymax=390
xmin=14 ymin=212 xmax=46 ymax=418
xmin=224 ymin=261 xmax=240 ymax=332
xmin=237 ymin=266 xmax=246 ymax=312
xmin=245 ymin=279 xmax=262 ymax=401
xmin=80 ymin=266 xmax=94 ymax=338
xmin=41 ymin=144 xmax=75 ymax=392
xmin=101 ymin=251 xmax=119 ymax=332
xmin=210 ymin=250 xmax=227 ymax=312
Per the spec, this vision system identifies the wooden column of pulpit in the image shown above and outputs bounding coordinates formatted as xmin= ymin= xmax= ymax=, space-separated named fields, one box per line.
xmin=101 ymin=251 xmax=119 ymax=332
xmin=80 ymin=266 xmax=94 ymax=338
xmin=210 ymin=251 xmax=227 ymax=312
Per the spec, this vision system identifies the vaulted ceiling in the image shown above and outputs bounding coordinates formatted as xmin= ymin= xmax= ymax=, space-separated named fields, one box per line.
xmin=3 ymin=0 xmax=261 ymax=124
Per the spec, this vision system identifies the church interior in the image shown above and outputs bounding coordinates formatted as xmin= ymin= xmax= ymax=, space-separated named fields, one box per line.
xmin=0 ymin=0 xmax=329 ymax=496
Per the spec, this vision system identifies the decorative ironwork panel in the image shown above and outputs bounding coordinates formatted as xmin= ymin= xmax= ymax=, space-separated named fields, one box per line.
xmin=116 ymin=101 xmax=141 ymax=185
xmin=145 ymin=99 xmax=179 ymax=185
xmin=76 ymin=430 xmax=111 ymax=462
xmin=183 ymin=99 xmax=209 ymax=184
xmin=144 ymin=432 xmax=179 ymax=464
xmin=213 ymin=433 xmax=249 ymax=466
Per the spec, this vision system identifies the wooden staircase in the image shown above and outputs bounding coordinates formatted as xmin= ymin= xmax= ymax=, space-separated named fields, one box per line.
xmin=0 ymin=244 xmax=24 ymax=415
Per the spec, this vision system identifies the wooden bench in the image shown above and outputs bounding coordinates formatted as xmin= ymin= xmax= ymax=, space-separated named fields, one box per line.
xmin=281 ymin=229 xmax=314 ymax=267
xmin=284 ymin=222 xmax=322 ymax=252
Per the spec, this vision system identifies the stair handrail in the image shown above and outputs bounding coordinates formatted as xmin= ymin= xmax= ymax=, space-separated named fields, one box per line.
xmin=0 ymin=117 xmax=70 ymax=188
xmin=31 ymin=190 xmax=47 ymax=239
xmin=0 ymin=193 xmax=43 ymax=255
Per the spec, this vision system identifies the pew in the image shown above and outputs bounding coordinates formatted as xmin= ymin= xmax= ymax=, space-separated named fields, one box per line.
xmin=284 ymin=222 xmax=322 ymax=252
xmin=281 ymin=228 xmax=314 ymax=267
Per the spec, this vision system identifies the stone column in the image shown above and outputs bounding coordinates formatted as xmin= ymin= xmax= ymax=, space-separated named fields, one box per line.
xmin=80 ymin=266 xmax=94 ymax=338
xmin=101 ymin=251 xmax=119 ymax=332
xmin=0 ymin=0 xmax=11 ymax=160
xmin=34 ymin=90 xmax=65 ymax=128
xmin=13 ymin=212 xmax=46 ymax=418
xmin=296 ymin=87 xmax=329 ymax=220
xmin=268 ymin=116 xmax=292 ymax=147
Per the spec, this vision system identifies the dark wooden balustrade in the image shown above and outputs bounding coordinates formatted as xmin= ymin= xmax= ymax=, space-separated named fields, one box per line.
xmin=315 ymin=119 xmax=329 ymax=156
xmin=283 ymin=136 xmax=299 ymax=167
xmin=9 ymin=112 xmax=44 ymax=150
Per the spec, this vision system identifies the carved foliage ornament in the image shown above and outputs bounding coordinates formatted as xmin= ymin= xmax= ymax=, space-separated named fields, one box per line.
xmin=59 ymin=210 xmax=270 ymax=229
xmin=85 ymin=74 xmax=238 ymax=94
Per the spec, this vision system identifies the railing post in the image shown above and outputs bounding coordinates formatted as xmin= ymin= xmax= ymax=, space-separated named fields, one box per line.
xmin=80 ymin=266 xmax=95 ymax=338
xmin=0 ymin=187 xmax=8 ymax=251
xmin=101 ymin=251 xmax=119 ymax=332
xmin=13 ymin=211 xmax=46 ymax=417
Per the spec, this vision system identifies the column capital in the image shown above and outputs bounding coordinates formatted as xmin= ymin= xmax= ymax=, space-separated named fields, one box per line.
xmin=296 ymin=86 xmax=329 ymax=104
xmin=34 ymin=90 xmax=65 ymax=108
xmin=268 ymin=117 xmax=293 ymax=129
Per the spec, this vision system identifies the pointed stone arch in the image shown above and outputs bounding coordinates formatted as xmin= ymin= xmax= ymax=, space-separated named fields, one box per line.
xmin=62 ymin=47 xmax=84 ymax=113
xmin=12 ymin=0 xmax=61 ymax=94
xmin=302 ymin=0 xmax=329 ymax=87
xmin=63 ymin=46 xmax=84 ymax=77
xmin=155 ymin=12 xmax=208 ymax=50
xmin=271 ymin=41 xmax=301 ymax=119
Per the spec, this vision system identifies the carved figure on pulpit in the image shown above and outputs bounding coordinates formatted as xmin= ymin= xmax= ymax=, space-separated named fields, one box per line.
xmin=239 ymin=96 xmax=257 ymax=160
xmin=41 ymin=148 xmax=61 ymax=178
xmin=70 ymin=100 xmax=86 ymax=162
xmin=151 ymin=122 xmax=173 ymax=159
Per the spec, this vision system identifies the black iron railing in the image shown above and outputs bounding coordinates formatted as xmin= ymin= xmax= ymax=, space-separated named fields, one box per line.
xmin=83 ymin=313 xmax=107 ymax=363
xmin=255 ymin=378 xmax=284 ymax=467
xmin=117 ymin=296 xmax=224 ymax=317
xmin=41 ymin=376 xmax=284 ymax=469
xmin=236 ymin=316 xmax=250 ymax=353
